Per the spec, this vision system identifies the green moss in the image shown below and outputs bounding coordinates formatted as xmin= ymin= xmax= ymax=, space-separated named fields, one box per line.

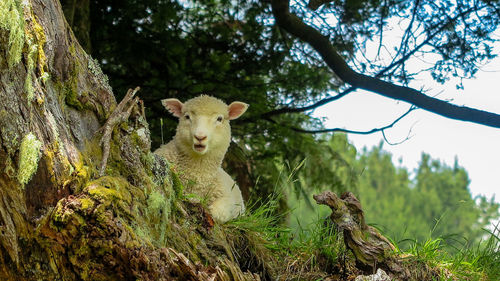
xmin=81 ymin=139 xmax=103 ymax=171
xmin=4 ymin=157 xmax=15 ymax=178
xmin=147 ymin=190 xmax=167 ymax=213
xmin=87 ymin=56 xmax=112 ymax=93
xmin=17 ymin=132 xmax=42 ymax=186
xmin=43 ymin=122 xmax=75 ymax=189
xmin=140 ymin=151 xmax=155 ymax=171
xmin=146 ymin=189 xmax=171 ymax=246
xmin=84 ymin=176 xmax=139 ymax=222
xmin=132 ymin=225 xmax=151 ymax=244
xmin=31 ymin=14 xmax=48 ymax=80
xmin=0 ymin=113 xmax=20 ymax=178
xmin=69 ymin=154 xmax=91 ymax=193
xmin=79 ymin=198 xmax=94 ymax=211
xmin=105 ymin=137 xmax=132 ymax=177
xmin=68 ymin=43 xmax=76 ymax=57
xmin=57 ymin=74 xmax=90 ymax=111
xmin=0 ymin=0 xmax=25 ymax=67
xmin=87 ymin=180 xmax=125 ymax=203
xmin=25 ymin=44 xmax=37 ymax=101
xmin=170 ymin=167 xmax=184 ymax=198
xmin=68 ymin=241 xmax=91 ymax=280
xmin=53 ymin=46 xmax=94 ymax=112
xmin=51 ymin=199 xmax=86 ymax=231
xmin=64 ymin=83 xmax=84 ymax=110
xmin=51 ymin=200 xmax=65 ymax=223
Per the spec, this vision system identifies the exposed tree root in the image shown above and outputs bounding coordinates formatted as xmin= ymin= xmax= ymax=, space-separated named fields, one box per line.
xmin=313 ymin=191 xmax=406 ymax=276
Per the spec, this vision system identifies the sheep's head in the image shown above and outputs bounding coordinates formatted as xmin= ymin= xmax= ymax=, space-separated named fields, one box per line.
xmin=162 ymin=95 xmax=248 ymax=157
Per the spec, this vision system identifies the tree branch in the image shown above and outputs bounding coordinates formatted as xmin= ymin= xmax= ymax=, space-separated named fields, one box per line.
xmin=261 ymin=87 xmax=354 ymax=119
xmin=97 ymin=87 xmax=141 ymax=176
xmin=271 ymin=0 xmax=500 ymax=129
xmin=381 ymin=121 xmax=416 ymax=146
xmin=260 ymin=3 xmax=481 ymax=121
xmin=285 ymin=106 xmax=416 ymax=134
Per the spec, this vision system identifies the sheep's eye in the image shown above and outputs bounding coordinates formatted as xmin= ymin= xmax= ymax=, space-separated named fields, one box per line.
xmin=185 ymin=114 xmax=190 ymax=120
xmin=217 ymin=116 xmax=223 ymax=122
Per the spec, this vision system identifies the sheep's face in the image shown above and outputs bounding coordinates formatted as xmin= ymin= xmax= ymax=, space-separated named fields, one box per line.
xmin=162 ymin=95 xmax=248 ymax=156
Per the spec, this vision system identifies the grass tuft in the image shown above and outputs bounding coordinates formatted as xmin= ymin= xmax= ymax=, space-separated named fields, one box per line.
xmin=396 ymin=223 xmax=500 ymax=280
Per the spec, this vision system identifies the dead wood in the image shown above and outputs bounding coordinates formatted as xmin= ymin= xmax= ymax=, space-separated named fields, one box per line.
xmin=97 ymin=87 xmax=141 ymax=176
xmin=313 ymin=191 xmax=405 ymax=275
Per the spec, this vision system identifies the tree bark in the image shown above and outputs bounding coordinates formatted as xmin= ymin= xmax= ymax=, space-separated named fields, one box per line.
xmin=1 ymin=0 xmax=107 ymax=270
xmin=60 ymin=0 xmax=91 ymax=53
xmin=0 ymin=0 xmax=131 ymax=278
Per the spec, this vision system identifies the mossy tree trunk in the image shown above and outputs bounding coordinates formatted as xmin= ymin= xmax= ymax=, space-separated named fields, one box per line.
xmin=0 ymin=0 xmax=119 ymax=277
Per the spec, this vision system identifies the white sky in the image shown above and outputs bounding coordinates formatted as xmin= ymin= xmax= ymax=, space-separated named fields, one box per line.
xmin=313 ymin=58 xmax=500 ymax=208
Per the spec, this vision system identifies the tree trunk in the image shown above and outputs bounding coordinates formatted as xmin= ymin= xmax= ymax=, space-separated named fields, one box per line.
xmin=60 ymin=0 xmax=91 ymax=53
xmin=0 ymin=0 xmax=128 ymax=278
xmin=313 ymin=192 xmax=402 ymax=274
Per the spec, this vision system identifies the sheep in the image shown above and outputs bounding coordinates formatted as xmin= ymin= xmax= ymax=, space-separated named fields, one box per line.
xmin=154 ymin=95 xmax=248 ymax=223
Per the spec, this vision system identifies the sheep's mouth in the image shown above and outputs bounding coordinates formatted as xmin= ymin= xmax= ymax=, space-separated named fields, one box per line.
xmin=193 ymin=144 xmax=206 ymax=152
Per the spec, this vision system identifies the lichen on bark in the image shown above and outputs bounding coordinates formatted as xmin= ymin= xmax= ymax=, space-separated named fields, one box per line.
xmin=0 ymin=0 xmax=48 ymax=103
xmin=0 ymin=0 xmax=25 ymax=67
xmin=17 ymin=132 xmax=42 ymax=186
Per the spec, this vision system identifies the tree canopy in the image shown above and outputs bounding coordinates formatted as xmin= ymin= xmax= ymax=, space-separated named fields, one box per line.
xmin=83 ymin=0 xmax=500 ymax=132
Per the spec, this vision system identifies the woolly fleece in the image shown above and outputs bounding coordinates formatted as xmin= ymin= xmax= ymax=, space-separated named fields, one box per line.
xmin=155 ymin=95 xmax=247 ymax=222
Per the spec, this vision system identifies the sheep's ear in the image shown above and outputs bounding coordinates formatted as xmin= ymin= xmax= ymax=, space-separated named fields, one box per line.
xmin=161 ymin=98 xmax=183 ymax=118
xmin=228 ymin=102 xmax=249 ymax=120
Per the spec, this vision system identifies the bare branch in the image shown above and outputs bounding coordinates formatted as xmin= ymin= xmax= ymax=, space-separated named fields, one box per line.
xmin=282 ymin=106 xmax=417 ymax=134
xmin=381 ymin=120 xmax=417 ymax=146
xmin=261 ymin=87 xmax=354 ymax=119
xmin=97 ymin=87 xmax=141 ymax=176
xmin=271 ymin=0 xmax=500 ymax=128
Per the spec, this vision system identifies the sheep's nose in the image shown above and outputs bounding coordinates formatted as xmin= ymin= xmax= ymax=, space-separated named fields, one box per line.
xmin=195 ymin=135 xmax=207 ymax=142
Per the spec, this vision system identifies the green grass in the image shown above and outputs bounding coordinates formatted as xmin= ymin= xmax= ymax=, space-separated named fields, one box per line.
xmin=450 ymin=224 xmax=500 ymax=280
xmin=397 ymin=223 xmax=500 ymax=280
xmin=225 ymin=160 xmax=500 ymax=280
xmin=224 ymin=162 xmax=349 ymax=280
xmin=227 ymin=196 xmax=347 ymax=279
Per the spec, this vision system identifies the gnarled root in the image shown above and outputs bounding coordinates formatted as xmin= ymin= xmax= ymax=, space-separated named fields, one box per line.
xmin=313 ymin=191 xmax=405 ymax=275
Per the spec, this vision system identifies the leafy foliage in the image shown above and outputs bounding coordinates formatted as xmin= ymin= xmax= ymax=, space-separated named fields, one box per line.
xmin=358 ymin=147 xmax=499 ymax=248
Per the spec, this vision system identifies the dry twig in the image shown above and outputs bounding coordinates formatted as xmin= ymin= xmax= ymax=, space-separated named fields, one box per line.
xmin=97 ymin=87 xmax=141 ymax=176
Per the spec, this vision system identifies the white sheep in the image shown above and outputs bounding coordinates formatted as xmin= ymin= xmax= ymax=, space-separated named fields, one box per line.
xmin=154 ymin=95 xmax=248 ymax=222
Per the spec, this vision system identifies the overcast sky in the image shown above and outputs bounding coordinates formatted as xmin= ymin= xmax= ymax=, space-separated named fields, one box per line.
xmin=313 ymin=55 xmax=500 ymax=208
